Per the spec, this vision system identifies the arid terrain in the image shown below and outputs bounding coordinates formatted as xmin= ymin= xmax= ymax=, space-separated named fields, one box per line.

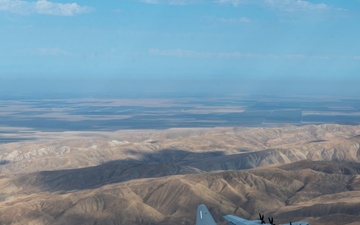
xmin=3 ymin=0 xmax=360 ymax=223
xmin=0 ymin=124 xmax=360 ymax=225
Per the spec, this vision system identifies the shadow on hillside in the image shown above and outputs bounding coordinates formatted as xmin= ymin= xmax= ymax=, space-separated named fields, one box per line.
xmin=16 ymin=148 xmax=360 ymax=193
xmin=17 ymin=149 xmax=225 ymax=192
xmin=280 ymin=160 xmax=360 ymax=175
xmin=0 ymin=160 xmax=10 ymax=165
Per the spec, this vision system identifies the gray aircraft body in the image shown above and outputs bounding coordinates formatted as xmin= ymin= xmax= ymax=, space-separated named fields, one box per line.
xmin=196 ymin=204 xmax=310 ymax=225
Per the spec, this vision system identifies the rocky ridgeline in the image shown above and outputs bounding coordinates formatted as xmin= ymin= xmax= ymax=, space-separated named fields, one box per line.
xmin=0 ymin=124 xmax=360 ymax=174
xmin=0 ymin=124 xmax=360 ymax=224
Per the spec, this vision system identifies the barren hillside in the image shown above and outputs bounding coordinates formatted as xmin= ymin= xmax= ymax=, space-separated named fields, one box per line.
xmin=0 ymin=124 xmax=360 ymax=224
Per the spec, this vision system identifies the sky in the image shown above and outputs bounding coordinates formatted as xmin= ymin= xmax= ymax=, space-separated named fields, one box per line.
xmin=1 ymin=0 xmax=360 ymax=97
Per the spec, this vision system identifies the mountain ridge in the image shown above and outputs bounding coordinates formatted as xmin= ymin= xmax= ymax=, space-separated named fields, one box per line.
xmin=1 ymin=124 xmax=360 ymax=224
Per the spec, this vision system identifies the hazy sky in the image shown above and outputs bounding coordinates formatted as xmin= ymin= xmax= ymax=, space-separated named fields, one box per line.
xmin=1 ymin=0 xmax=360 ymax=97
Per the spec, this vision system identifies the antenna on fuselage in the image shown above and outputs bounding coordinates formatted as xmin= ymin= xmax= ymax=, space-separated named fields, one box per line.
xmin=268 ymin=217 xmax=276 ymax=225
xmin=259 ymin=213 xmax=266 ymax=224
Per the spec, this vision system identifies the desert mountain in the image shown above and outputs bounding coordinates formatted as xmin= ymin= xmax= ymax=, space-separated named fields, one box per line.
xmin=1 ymin=124 xmax=360 ymax=174
xmin=0 ymin=160 xmax=359 ymax=225
xmin=0 ymin=124 xmax=360 ymax=224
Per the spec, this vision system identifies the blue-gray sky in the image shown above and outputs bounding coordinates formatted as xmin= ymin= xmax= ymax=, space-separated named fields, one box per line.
xmin=1 ymin=0 xmax=360 ymax=97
